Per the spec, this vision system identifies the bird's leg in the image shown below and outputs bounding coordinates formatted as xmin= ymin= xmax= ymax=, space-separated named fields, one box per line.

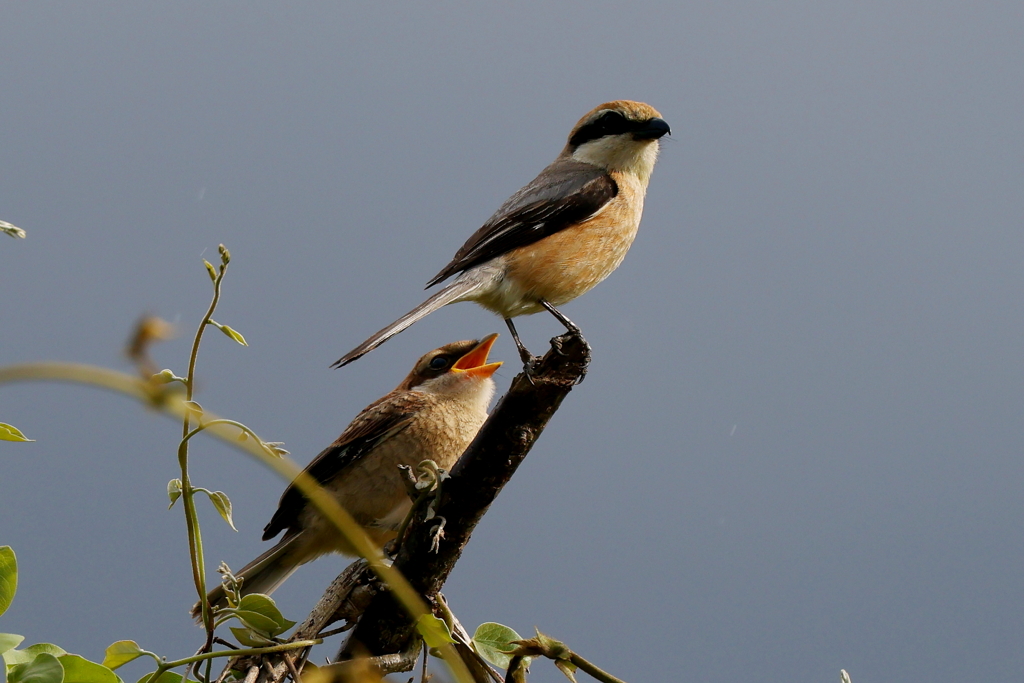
xmin=390 ymin=460 xmax=448 ymax=558
xmin=505 ymin=317 xmax=539 ymax=381
xmin=504 ymin=317 xmax=534 ymax=365
xmin=540 ymin=300 xmax=583 ymax=337
xmin=540 ymin=300 xmax=590 ymax=384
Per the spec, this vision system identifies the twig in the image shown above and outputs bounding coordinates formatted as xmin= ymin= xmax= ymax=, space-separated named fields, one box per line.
xmin=315 ymin=624 xmax=356 ymax=639
xmin=283 ymin=654 xmax=302 ymax=683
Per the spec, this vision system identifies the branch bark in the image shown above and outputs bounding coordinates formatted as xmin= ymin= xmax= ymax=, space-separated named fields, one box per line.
xmin=338 ymin=331 xmax=590 ymax=661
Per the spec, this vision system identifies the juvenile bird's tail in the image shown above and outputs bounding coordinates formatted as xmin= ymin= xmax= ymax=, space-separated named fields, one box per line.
xmin=332 ymin=276 xmax=488 ymax=368
xmin=190 ymin=533 xmax=305 ymax=622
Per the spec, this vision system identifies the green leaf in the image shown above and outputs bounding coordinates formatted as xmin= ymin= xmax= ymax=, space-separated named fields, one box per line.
xmin=7 ymin=653 xmax=64 ymax=683
xmin=0 ymin=424 xmax=33 ymax=443
xmin=227 ymin=628 xmax=275 ymax=648
xmin=204 ymin=491 xmax=237 ymax=532
xmin=166 ymin=480 xmax=182 ymax=509
xmin=135 ymin=672 xmax=181 ymax=683
xmin=235 ymin=595 xmax=295 ymax=636
xmin=230 ymin=611 xmax=279 ymax=635
xmin=0 ymin=634 xmax=24 ymax=655
xmin=415 ymin=615 xmax=455 ymax=649
xmin=101 ymin=642 xmax=145 ymax=670
xmin=152 ymin=370 xmax=185 ymax=385
xmin=0 ymin=547 xmax=17 ymax=617
xmin=58 ymin=656 xmax=120 ymax=683
xmin=554 ymin=660 xmax=578 ymax=683
xmin=0 ymin=220 xmax=26 ymax=239
xmin=216 ymin=324 xmax=247 ymax=347
xmin=4 ymin=645 xmax=68 ymax=668
xmin=471 ymin=623 xmax=521 ymax=670
xmin=472 ymin=622 xmax=525 ymax=670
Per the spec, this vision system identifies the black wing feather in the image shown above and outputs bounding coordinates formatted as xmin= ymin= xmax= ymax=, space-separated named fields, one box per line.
xmin=426 ymin=159 xmax=617 ymax=286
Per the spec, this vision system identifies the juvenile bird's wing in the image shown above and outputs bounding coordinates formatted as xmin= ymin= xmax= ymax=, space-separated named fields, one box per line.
xmin=426 ymin=158 xmax=617 ymax=286
xmin=262 ymin=392 xmax=430 ymax=541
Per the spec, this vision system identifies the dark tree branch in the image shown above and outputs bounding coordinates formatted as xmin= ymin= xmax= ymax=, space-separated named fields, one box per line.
xmin=338 ymin=331 xmax=590 ymax=661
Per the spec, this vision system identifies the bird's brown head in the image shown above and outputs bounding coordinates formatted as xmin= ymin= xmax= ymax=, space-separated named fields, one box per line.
xmin=399 ymin=333 xmax=503 ymax=395
xmin=564 ymin=100 xmax=670 ymax=183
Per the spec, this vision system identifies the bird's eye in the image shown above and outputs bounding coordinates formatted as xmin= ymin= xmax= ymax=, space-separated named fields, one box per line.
xmin=429 ymin=356 xmax=450 ymax=370
xmin=569 ymin=110 xmax=631 ymax=147
xmin=597 ymin=111 xmax=626 ymax=131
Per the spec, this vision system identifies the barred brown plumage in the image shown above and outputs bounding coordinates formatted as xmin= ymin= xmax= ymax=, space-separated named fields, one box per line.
xmin=191 ymin=335 xmax=501 ymax=619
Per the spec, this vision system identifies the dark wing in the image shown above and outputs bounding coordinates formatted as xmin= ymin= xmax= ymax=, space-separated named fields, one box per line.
xmin=261 ymin=392 xmax=429 ymax=540
xmin=426 ymin=158 xmax=618 ymax=287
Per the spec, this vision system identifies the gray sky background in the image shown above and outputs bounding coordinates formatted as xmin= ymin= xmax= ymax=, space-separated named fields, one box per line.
xmin=2 ymin=2 xmax=1022 ymax=682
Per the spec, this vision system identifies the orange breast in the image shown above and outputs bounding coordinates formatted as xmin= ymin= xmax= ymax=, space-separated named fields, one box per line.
xmin=502 ymin=177 xmax=645 ymax=310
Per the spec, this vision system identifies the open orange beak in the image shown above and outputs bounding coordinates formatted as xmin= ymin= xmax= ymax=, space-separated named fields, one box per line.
xmin=452 ymin=333 xmax=502 ymax=379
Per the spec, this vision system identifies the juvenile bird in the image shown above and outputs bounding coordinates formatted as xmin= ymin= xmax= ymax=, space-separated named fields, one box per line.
xmin=333 ymin=100 xmax=669 ymax=369
xmin=194 ymin=335 xmax=501 ymax=616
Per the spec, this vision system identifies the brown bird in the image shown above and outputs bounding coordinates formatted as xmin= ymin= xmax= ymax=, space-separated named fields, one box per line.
xmin=333 ymin=100 xmax=669 ymax=369
xmin=195 ymin=335 xmax=502 ymax=616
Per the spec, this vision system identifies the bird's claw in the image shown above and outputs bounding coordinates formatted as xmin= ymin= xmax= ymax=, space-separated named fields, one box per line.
xmin=429 ymin=517 xmax=447 ymax=553
xmin=551 ymin=330 xmax=590 ymax=384
xmin=526 ymin=359 xmax=545 ymax=384
xmin=516 ymin=348 xmax=542 ymax=385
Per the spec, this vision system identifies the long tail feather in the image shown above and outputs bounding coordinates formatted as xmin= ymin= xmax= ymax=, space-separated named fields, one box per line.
xmin=332 ymin=277 xmax=487 ymax=368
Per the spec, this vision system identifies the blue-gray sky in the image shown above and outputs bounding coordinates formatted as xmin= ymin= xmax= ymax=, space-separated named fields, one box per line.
xmin=2 ymin=3 xmax=1023 ymax=682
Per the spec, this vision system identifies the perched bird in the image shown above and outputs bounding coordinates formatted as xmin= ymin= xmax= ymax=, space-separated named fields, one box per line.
xmin=333 ymin=100 xmax=670 ymax=369
xmin=194 ymin=335 xmax=501 ymax=616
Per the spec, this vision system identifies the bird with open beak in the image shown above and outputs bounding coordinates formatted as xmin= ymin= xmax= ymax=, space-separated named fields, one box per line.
xmin=194 ymin=335 xmax=502 ymax=617
xmin=333 ymin=100 xmax=669 ymax=370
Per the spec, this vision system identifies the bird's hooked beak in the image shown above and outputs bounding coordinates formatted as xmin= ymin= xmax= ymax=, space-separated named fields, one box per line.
xmin=452 ymin=333 xmax=502 ymax=379
xmin=633 ymin=117 xmax=671 ymax=140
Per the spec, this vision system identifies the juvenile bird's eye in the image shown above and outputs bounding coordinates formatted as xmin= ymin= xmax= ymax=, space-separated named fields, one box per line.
xmin=429 ymin=356 xmax=449 ymax=370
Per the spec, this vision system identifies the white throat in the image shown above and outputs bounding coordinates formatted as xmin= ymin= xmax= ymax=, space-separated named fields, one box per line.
xmin=571 ymin=137 xmax=660 ymax=187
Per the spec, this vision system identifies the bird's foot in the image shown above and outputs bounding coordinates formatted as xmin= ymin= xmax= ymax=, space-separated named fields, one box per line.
xmin=562 ymin=319 xmax=583 ymax=337
xmin=517 ymin=347 xmax=542 ymax=385
xmin=429 ymin=516 xmax=447 ymax=553
xmin=551 ymin=330 xmax=591 ymax=384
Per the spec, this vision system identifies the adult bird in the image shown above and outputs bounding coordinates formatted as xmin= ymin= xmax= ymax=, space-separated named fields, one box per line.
xmin=194 ymin=335 xmax=501 ymax=617
xmin=333 ymin=100 xmax=669 ymax=369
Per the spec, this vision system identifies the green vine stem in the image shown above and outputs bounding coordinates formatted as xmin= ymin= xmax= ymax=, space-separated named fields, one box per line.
xmin=144 ymin=639 xmax=321 ymax=683
xmin=567 ymin=653 xmax=628 ymax=683
xmin=182 ymin=245 xmax=231 ymax=637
